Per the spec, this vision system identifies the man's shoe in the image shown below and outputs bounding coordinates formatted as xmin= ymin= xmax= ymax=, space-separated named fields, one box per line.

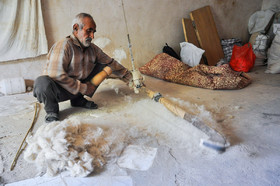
xmin=71 ymin=97 xmax=98 ymax=109
xmin=45 ymin=112 xmax=59 ymax=123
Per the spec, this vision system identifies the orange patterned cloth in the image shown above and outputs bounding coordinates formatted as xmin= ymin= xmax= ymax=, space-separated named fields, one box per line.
xmin=139 ymin=53 xmax=252 ymax=90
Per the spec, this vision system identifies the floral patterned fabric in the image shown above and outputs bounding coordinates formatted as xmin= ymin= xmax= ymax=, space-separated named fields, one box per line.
xmin=139 ymin=53 xmax=252 ymax=90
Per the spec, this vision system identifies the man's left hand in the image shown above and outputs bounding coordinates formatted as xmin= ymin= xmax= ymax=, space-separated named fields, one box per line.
xmin=130 ymin=70 xmax=144 ymax=94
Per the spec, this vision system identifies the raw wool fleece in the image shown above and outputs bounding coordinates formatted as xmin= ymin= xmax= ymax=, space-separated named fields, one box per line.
xmin=24 ymin=118 xmax=116 ymax=177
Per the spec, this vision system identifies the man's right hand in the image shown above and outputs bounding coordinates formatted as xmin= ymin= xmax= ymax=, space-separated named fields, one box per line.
xmin=85 ymin=82 xmax=96 ymax=97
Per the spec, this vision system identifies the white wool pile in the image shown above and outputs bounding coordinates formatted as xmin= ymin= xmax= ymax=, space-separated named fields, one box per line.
xmin=169 ymin=97 xmax=215 ymax=123
xmin=24 ymin=118 xmax=115 ymax=177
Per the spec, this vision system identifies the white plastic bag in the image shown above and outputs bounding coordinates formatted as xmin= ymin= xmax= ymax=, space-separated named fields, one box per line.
xmin=180 ymin=42 xmax=205 ymax=67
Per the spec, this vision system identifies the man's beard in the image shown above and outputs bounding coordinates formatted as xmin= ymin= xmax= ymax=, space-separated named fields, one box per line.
xmin=83 ymin=38 xmax=92 ymax=47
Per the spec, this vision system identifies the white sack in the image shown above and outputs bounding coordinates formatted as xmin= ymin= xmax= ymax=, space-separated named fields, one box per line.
xmin=253 ymin=34 xmax=269 ymax=52
xmin=265 ymin=31 xmax=280 ymax=74
xmin=273 ymin=23 xmax=280 ymax=34
xmin=180 ymin=42 xmax=204 ymax=67
xmin=248 ymin=9 xmax=275 ymax=34
xmin=0 ymin=0 xmax=48 ymax=62
xmin=0 ymin=77 xmax=26 ymax=95
xmin=253 ymin=34 xmax=269 ymax=66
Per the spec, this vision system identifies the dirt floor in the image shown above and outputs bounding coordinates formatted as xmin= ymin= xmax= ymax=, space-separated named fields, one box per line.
xmin=0 ymin=65 xmax=280 ymax=186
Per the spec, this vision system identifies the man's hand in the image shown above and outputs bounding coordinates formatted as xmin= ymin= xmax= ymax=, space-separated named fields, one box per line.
xmin=85 ymin=82 xmax=96 ymax=97
xmin=130 ymin=70 xmax=144 ymax=94
xmin=123 ymin=69 xmax=144 ymax=94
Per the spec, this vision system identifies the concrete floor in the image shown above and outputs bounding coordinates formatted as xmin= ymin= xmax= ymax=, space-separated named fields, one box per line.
xmin=0 ymin=65 xmax=280 ymax=186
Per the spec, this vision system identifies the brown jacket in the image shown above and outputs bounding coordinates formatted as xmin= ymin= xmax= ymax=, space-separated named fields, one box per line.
xmin=43 ymin=35 xmax=131 ymax=95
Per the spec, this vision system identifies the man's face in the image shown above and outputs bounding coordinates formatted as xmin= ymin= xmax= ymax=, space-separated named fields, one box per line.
xmin=74 ymin=17 xmax=96 ymax=48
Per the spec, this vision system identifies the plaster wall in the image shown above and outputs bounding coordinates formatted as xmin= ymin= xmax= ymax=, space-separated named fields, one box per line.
xmin=0 ymin=0 xmax=262 ymax=80
xmin=262 ymin=0 xmax=280 ymax=10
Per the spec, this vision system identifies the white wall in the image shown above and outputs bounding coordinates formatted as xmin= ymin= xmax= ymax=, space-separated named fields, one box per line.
xmin=0 ymin=0 xmax=263 ymax=80
xmin=262 ymin=0 xmax=280 ymax=10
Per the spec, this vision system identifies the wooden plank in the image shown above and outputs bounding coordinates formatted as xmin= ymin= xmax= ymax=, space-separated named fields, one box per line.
xmin=182 ymin=18 xmax=205 ymax=64
xmin=190 ymin=6 xmax=224 ymax=66
xmin=182 ymin=18 xmax=200 ymax=47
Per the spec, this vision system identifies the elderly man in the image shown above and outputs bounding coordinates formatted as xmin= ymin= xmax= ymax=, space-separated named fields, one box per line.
xmin=33 ymin=13 xmax=132 ymax=123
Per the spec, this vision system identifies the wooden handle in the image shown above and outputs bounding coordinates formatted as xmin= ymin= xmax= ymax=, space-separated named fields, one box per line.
xmin=158 ymin=97 xmax=186 ymax=119
xmin=145 ymin=88 xmax=186 ymax=118
xmin=145 ymin=88 xmax=155 ymax=99
xmin=103 ymin=66 xmax=113 ymax=75
xmin=90 ymin=66 xmax=112 ymax=86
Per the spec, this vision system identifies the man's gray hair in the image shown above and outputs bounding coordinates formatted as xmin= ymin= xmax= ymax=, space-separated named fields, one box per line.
xmin=72 ymin=13 xmax=94 ymax=32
